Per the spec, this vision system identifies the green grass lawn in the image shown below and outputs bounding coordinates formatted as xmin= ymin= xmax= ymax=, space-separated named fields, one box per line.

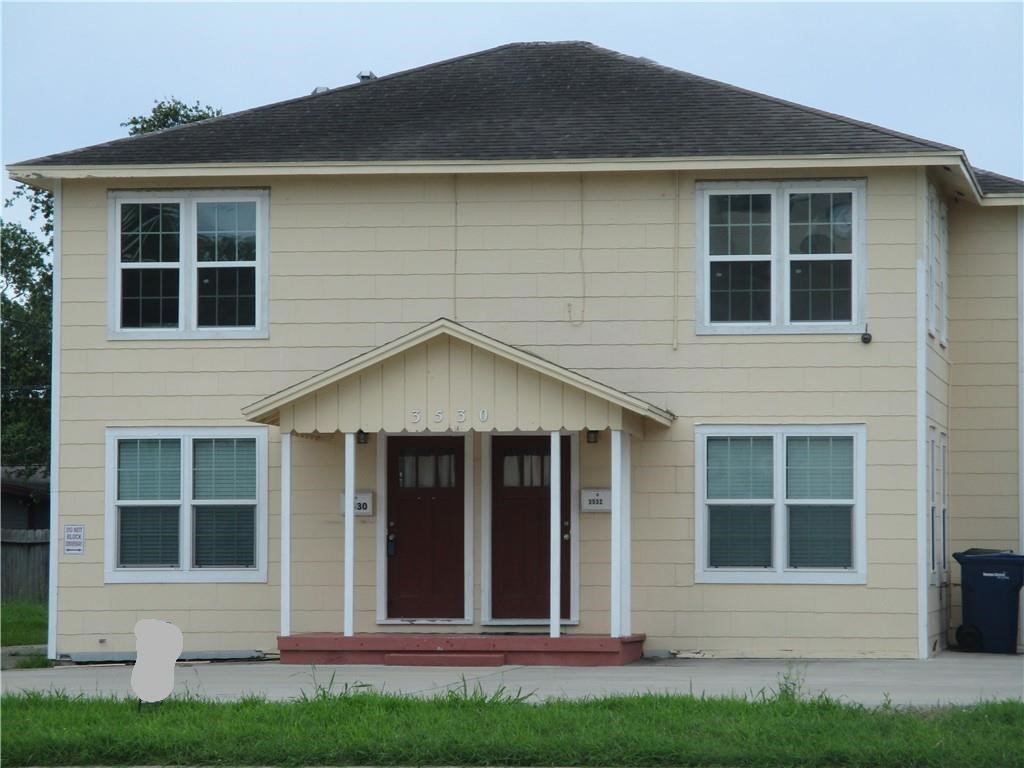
xmin=0 ymin=601 xmax=47 ymax=647
xmin=3 ymin=686 xmax=1022 ymax=768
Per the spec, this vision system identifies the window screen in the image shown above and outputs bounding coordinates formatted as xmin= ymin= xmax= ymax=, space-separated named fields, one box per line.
xmin=116 ymin=438 xmax=181 ymax=567
xmin=192 ymin=438 xmax=257 ymax=568
xmin=785 ymin=436 xmax=854 ymax=568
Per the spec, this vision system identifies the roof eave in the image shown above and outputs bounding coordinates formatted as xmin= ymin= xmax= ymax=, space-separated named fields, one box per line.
xmin=6 ymin=150 xmax=970 ymax=182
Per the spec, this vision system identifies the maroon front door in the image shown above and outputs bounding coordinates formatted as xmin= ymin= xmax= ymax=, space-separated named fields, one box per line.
xmin=387 ymin=436 xmax=464 ymax=619
xmin=491 ymin=435 xmax=571 ymax=620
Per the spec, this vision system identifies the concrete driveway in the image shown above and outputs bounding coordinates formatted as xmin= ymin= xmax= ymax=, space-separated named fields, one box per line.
xmin=3 ymin=653 xmax=1022 ymax=707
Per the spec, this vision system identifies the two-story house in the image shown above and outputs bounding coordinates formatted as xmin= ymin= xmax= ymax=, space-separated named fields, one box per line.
xmin=9 ymin=42 xmax=1023 ymax=665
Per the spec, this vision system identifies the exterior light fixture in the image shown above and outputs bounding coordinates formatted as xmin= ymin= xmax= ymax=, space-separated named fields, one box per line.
xmin=586 ymin=430 xmax=600 ymax=444
xmin=356 ymin=430 xmax=369 ymax=444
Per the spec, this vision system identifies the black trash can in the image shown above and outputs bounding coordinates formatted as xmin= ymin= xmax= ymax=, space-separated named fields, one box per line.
xmin=953 ymin=549 xmax=1024 ymax=654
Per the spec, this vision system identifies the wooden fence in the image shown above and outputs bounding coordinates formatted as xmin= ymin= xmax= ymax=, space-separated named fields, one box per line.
xmin=2 ymin=528 xmax=49 ymax=602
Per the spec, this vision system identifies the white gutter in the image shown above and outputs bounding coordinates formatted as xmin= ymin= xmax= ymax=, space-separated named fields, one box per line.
xmin=6 ymin=151 xmax=970 ymax=182
xmin=47 ymin=181 xmax=62 ymax=660
xmin=915 ymin=169 xmax=930 ymax=660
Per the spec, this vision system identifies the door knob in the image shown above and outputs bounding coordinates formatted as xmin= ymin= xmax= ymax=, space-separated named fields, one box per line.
xmin=562 ymin=533 xmax=570 ymax=541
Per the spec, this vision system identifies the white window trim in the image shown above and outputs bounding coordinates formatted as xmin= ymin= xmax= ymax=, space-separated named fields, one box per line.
xmin=104 ymin=426 xmax=269 ymax=583
xmin=694 ymin=424 xmax=867 ymax=585
xmin=107 ymin=189 xmax=270 ymax=340
xmin=695 ymin=179 xmax=867 ymax=335
xmin=925 ymin=184 xmax=949 ymax=346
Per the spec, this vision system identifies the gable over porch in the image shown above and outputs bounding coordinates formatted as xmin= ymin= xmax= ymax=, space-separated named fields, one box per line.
xmin=243 ymin=318 xmax=673 ymax=664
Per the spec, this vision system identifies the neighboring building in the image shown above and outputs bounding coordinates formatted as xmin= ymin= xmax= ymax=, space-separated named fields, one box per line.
xmin=8 ymin=42 xmax=1022 ymax=663
xmin=1 ymin=468 xmax=50 ymax=530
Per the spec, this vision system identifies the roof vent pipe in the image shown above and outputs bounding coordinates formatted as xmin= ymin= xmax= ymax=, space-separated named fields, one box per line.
xmin=357 ymin=71 xmax=377 ymax=82
xmin=310 ymin=86 xmax=330 ymax=95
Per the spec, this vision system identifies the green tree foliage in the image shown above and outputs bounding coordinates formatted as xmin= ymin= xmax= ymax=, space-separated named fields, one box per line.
xmin=1 ymin=221 xmax=52 ymax=476
xmin=121 ymin=98 xmax=222 ymax=136
xmin=2 ymin=97 xmax=221 ymax=476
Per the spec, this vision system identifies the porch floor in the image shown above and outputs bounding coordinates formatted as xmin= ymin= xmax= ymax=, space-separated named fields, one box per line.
xmin=278 ymin=633 xmax=646 ymax=666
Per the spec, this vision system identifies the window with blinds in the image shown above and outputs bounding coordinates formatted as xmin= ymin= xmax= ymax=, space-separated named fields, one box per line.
xmin=116 ymin=439 xmax=181 ymax=567
xmin=192 ymin=438 xmax=257 ymax=568
xmin=697 ymin=426 xmax=864 ymax=583
xmin=109 ymin=429 xmax=264 ymax=580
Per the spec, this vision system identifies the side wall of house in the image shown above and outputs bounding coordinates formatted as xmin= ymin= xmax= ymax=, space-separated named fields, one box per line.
xmin=947 ymin=203 xmax=1022 ymax=642
xmin=56 ymin=167 xmax=920 ymax=658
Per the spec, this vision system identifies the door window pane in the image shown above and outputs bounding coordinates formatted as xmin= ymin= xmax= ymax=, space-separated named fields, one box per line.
xmin=788 ymin=505 xmax=852 ymax=568
xmin=708 ymin=505 xmax=772 ymax=567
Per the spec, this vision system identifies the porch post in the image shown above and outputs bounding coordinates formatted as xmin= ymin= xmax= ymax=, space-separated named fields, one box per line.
xmin=280 ymin=432 xmax=292 ymax=637
xmin=610 ymin=429 xmax=631 ymax=637
xmin=343 ymin=432 xmax=356 ymax=637
xmin=549 ymin=430 xmax=561 ymax=639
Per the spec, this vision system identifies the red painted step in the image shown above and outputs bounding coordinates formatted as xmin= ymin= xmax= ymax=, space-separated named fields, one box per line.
xmin=385 ymin=652 xmax=506 ymax=666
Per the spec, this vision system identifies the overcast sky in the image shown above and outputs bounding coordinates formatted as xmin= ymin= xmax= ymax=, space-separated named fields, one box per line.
xmin=3 ymin=1 xmax=1022 ymax=232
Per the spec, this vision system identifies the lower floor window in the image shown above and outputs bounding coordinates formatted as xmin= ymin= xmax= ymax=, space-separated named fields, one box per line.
xmin=696 ymin=425 xmax=866 ymax=584
xmin=106 ymin=427 xmax=267 ymax=583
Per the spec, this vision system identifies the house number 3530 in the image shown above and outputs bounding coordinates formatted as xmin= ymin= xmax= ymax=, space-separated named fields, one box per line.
xmin=410 ymin=408 xmax=488 ymax=423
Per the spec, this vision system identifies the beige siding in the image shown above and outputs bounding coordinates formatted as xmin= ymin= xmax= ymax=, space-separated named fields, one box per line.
xmin=947 ymin=204 xmax=1021 ymax=641
xmin=57 ymin=167 xmax=926 ymax=658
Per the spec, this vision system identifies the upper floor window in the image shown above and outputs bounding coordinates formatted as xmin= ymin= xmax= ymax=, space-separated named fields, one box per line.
xmin=925 ymin=184 xmax=949 ymax=344
xmin=696 ymin=180 xmax=866 ymax=334
xmin=108 ymin=190 xmax=269 ymax=340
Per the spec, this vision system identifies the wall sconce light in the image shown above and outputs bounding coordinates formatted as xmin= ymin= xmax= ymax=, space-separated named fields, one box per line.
xmin=586 ymin=430 xmax=600 ymax=444
xmin=356 ymin=430 xmax=369 ymax=445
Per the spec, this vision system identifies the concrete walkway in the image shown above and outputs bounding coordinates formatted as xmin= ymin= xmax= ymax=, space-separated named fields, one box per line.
xmin=3 ymin=653 xmax=1022 ymax=707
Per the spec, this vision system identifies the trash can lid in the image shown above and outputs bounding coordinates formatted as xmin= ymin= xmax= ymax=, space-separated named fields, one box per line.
xmin=953 ymin=549 xmax=1024 ymax=566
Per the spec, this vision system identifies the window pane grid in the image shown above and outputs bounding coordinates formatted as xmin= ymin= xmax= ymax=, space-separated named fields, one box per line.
xmin=115 ymin=195 xmax=263 ymax=334
xmin=708 ymin=194 xmax=772 ymax=257
xmin=120 ymin=203 xmax=180 ymax=264
xmin=709 ymin=261 xmax=772 ymax=323
xmin=193 ymin=505 xmax=256 ymax=568
xmin=118 ymin=505 xmax=180 ymax=567
xmin=197 ymin=266 xmax=257 ymax=327
xmin=701 ymin=429 xmax=860 ymax=577
xmin=789 ymin=260 xmax=852 ymax=323
xmin=788 ymin=192 xmax=853 ymax=256
xmin=115 ymin=432 xmax=260 ymax=573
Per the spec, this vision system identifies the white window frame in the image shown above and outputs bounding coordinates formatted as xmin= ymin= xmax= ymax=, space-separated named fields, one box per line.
xmin=107 ymin=189 xmax=270 ymax=340
xmin=695 ymin=179 xmax=867 ymax=335
xmin=925 ymin=184 xmax=949 ymax=345
xmin=104 ymin=426 xmax=269 ymax=583
xmin=694 ymin=424 xmax=867 ymax=584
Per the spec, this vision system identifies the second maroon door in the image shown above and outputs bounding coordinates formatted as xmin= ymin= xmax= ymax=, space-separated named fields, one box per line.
xmin=491 ymin=435 xmax=571 ymax=620
xmin=387 ymin=436 xmax=464 ymax=619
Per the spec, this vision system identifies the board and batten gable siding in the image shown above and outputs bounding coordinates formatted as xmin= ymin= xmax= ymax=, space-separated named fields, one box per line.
xmin=57 ymin=167 xmax=920 ymax=657
xmin=947 ymin=203 xmax=1022 ymax=642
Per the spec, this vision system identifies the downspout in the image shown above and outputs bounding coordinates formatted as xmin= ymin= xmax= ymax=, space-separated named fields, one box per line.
xmin=915 ymin=169 xmax=929 ymax=660
xmin=48 ymin=180 xmax=63 ymax=660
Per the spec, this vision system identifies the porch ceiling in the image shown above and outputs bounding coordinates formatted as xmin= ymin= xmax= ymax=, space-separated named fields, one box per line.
xmin=241 ymin=318 xmax=674 ymax=435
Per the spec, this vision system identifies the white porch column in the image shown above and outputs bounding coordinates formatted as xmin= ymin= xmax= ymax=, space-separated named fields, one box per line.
xmin=549 ymin=430 xmax=561 ymax=639
xmin=343 ymin=432 xmax=356 ymax=637
xmin=280 ymin=432 xmax=292 ymax=637
xmin=610 ymin=429 xmax=632 ymax=638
